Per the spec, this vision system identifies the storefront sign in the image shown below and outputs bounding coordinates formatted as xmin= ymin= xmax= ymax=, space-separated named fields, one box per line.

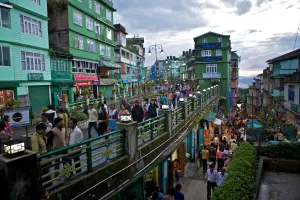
xmin=93 ymin=80 xmax=99 ymax=85
xmin=28 ymin=73 xmax=44 ymax=81
xmin=74 ymin=82 xmax=93 ymax=86
xmin=1 ymin=106 xmax=31 ymax=127
xmin=74 ymin=74 xmax=98 ymax=81
xmin=59 ymin=86 xmax=69 ymax=91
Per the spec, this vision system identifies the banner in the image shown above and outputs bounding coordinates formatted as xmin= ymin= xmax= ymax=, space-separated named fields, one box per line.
xmin=1 ymin=107 xmax=31 ymax=127
xmin=204 ymin=129 xmax=210 ymax=146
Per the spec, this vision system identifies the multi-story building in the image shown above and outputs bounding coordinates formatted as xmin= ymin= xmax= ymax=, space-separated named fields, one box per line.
xmin=284 ymin=70 xmax=300 ymax=135
xmin=48 ymin=0 xmax=119 ymax=101
xmin=0 ymin=0 xmax=51 ymax=115
xmin=193 ymin=31 xmax=231 ymax=107
xmin=262 ymin=67 xmax=272 ymax=106
xmin=114 ymin=24 xmax=145 ymax=95
xmin=230 ymin=51 xmax=240 ymax=107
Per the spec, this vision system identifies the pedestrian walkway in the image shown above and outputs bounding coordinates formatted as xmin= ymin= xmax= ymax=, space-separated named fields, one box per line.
xmin=180 ymin=162 xmax=207 ymax=200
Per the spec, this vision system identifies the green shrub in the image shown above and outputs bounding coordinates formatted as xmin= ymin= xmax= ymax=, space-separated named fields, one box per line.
xmin=262 ymin=143 xmax=300 ymax=160
xmin=70 ymin=111 xmax=88 ymax=122
xmin=212 ymin=142 xmax=256 ymax=200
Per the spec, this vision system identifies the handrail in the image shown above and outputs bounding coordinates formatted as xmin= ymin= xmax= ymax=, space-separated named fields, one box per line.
xmin=137 ymin=114 xmax=165 ymax=125
xmin=39 ymin=130 xmax=122 ymax=159
xmin=71 ymin=95 xmax=219 ymax=200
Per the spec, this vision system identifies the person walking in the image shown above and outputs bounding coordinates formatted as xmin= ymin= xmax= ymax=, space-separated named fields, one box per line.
xmin=31 ymin=123 xmax=47 ymax=156
xmin=68 ymin=118 xmax=83 ymax=174
xmin=87 ymin=103 xmax=98 ymax=138
xmin=41 ymin=113 xmax=53 ymax=133
xmin=118 ymin=104 xmax=129 ymax=119
xmin=45 ymin=105 xmax=57 ymax=123
xmin=148 ymin=99 xmax=158 ymax=118
xmin=58 ymin=108 xmax=69 ymax=145
xmin=205 ymin=164 xmax=217 ymax=200
xmin=163 ymin=187 xmax=177 ymax=200
xmin=151 ymin=185 xmax=164 ymax=200
xmin=98 ymin=104 xmax=108 ymax=136
xmin=0 ymin=120 xmax=12 ymax=153
xmin=216 ymin=167 xmax=228 ymax=187
xmin=174 ymin=183 xmax=184 ymax=200
xmin=216 ymin=148 xmax=224 ymax=172
xmin=131 ymin=100 xmax=144 ymax=122
xmin=3 ymin=115 xmax=14 ymax=134
xmin=121 ymin=99 xmax=131 ymax=114
xmin=209 ymin=143 xmax=217 ymax=167
xmin=51 ymin=117 xmax=66 ymax=150
xmin=108 ymin=104 xmax=118 ymax=132
xmin=201 ymin=146 xmax=209 ymax=173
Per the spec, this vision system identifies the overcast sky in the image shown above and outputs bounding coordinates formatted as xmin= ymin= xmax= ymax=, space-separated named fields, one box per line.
xmin=113 ymin=0 xmax=300 ymax=77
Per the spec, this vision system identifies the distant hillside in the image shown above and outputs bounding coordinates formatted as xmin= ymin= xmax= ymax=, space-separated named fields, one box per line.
xmin=238 ymin=76 xmax=254 ymax=88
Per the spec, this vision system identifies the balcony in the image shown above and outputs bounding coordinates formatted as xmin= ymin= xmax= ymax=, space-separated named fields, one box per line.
xmin=194 ymin=42 xmax=222 ymax=49
xmin=196 ymin=56 xmax=222 ymax=62
xmin=231 ymin=71 xmax=238 ymax=79
xmin=202 ymin=72 xmax=221 ymax=78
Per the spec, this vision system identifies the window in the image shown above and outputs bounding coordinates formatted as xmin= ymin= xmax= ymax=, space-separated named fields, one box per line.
xmin=89 ymin=0 xmax=93 ymax=9
xmin=86 ymin=17 xmax=93 ymax=31
xmin=94 ymin=22 xmax=100 ymax=34
xmin=87 ymin=40 xmax=96 ymax=52
xmin=99 ymin=44 xmax=105 ymax=56
xmin=31 ymin=0 xmax=40 ymax=5
xmin=288 ymin=85 xmax=295 ymax=101
xmin=106 ymin=28 xmax=112 ymax=40
xmin=0 ymin=46 xmax=10 ymax=66
xmin=201 ymin=50 xmax=211 ymax=57
xmin=0 ymin=8 xmax=10 ymax=28
xmin=206 ymin=64 xmax=217 ymax=73
xmin=95 ymin=2 xmax=100 ymax=14
xmin=21 ymin=51 xmax=45 ymax=71
xmin=73 ymin=10 xmax=82 ymax=26
xmin=72 ymin=61 xmax=84 ymax=73
xmin=20 ymin=15 xmax=42 ymax=36
xmin=217 ymin=37 xmax=222 ymax=42
xmin=202 ymin=38 xmax=207 ymax=43
xmin=106 ymin=10 xmax=112 ymax=21
xmin=216 ymin=49 xmax=222 ymax=56
xmin=51 ymin=59 xmax=67 ymax=72
xmin=105 ymin=46 xmax=111 ymax=58
xmin=86 ymin=62 xmax=96 ymax=73
xmin=75 ymin=36 xmax=84 ymax=49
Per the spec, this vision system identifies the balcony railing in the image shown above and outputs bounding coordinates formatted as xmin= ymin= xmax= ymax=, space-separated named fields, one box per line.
xmin=195 ymin=56 xmax=222 ymax=62
xmin=290 ymin=103 xmax=299 ymax=113
xmin=194 ymin=42 xmax=222 ymax=49
xmin=137 ymin=115 xmax=166 ymax=147
xmin=38 ymin=130 xmax=125 ymax=189
xmin=203 ymin=72 xmax=221 ymax=78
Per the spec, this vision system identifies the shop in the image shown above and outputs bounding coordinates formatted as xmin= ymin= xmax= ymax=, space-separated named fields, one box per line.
xmin=98 ymin=79 xmax=117 ymax=100
xmin=73 ymin=74 xmax=98 ymax=102
xmin=51 ymin=81 xmax=75 ymax=109
xmin=143 ymin=165 xmax=160 ymax=199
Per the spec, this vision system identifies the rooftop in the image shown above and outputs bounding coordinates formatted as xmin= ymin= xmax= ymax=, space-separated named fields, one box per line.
xmin=267 ymin=48 xmax=300 ymax=64
xmin=193 ymin=31 xmax=230 ymax=41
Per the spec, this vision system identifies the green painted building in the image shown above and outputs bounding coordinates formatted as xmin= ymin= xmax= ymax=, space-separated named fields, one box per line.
xmin=193 ymin=32 xmax=231 ymax=107
xmin=48 ymin=0 xmax=119 ymax=103
xmin=0 ymin=0 xmax=51 ymax=115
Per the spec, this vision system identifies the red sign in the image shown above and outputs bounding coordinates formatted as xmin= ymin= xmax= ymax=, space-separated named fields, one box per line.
xmin=74 ymin=82 xmax=93 ymax=86
xmin=74 ymin=74 xmax=98 ymax=81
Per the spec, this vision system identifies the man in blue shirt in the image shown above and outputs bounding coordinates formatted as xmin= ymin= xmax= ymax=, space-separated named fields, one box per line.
xmin=216 ymin=167 xmax=228 ymax=187
xmin=174 ymin=183 xmax=184 ymax=200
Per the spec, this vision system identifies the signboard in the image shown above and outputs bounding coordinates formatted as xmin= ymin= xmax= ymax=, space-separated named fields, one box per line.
xmin=74 ymin=74 xmax=98 ymax=81
xmin=59 ymin=86 xmax=69 ymax=91
xmin=28 ymin=73 xmax=44 ymax=80
xmin=1 ymin=106 xmax=31 ymax=127
xmin=74 ymin=82 xmax=93 ymax=86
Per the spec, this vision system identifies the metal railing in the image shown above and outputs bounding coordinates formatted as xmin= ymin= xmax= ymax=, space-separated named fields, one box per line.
xmin=187 ymin=99 xmax=193 ymax=116
xmin=137 ymin=115 xmax=166 ymax=146
xmin=172 ymin=106 xmax=184 ymax=127
xmin=38 ymin=130 xmax=125 ymax=190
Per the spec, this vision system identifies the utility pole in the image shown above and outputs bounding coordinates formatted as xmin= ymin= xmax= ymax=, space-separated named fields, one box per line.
xmin=252 ymin=92 xmax=254 ymax=128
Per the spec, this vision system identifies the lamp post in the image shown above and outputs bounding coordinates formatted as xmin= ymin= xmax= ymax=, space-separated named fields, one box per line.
xmin=147 ymin=43 xmax=164 ymax=81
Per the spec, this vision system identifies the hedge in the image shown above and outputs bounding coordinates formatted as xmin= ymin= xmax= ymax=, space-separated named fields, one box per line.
xmin=212 ymin=142 xmax=256 ymax=200
xmin=262 ymin=143 xmax=300 ymax=160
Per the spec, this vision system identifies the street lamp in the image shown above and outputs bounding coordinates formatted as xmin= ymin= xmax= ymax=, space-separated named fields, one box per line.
xmin=148 ymin=43 xmax=164 ymax=82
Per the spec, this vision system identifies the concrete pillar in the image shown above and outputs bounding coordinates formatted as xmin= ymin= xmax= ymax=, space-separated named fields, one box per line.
xmin=116 ymin=121 xmax=138 ymax=162
xmin=0 ymin=150 xmax=39 ymax=200
xmin=160 ymin=110 xmax=173 ymax=137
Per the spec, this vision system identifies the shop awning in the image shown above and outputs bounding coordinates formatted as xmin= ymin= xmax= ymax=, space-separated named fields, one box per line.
xmin=74 ymin=74 xmax=98 ymax=81
xmin=0 ymin=81 xmax=20 ymax=88
xmin=52 ymin=79 xmax=75 ymax=86
xmin=100 ymin=60 xmax=121 ymax=69
xmin=99 ymin=79 xmax=117 ymax=85
xmin=204 ymin=112 xmax=217 ymax=122
xmin=212 ymin=118 xmax=222 ymax=125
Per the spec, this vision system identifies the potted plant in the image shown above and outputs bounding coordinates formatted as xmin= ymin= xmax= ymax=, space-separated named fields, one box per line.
xmin=99 ymin=90 xmax=104 ymax=96
xmin=61 ymin=94 xmax=68 ymax=103
xmin=6 ymin=98 xmax=18 ymax=108
xmin=42 ymin=107 xmax=48 ymax=113
xmin=112 ymin=88 xmax=116 ymax=94
xmin=82 ymin=89 xmax=90 ymax=100
xmin=120 ymin=86 xmax=124 ymax=92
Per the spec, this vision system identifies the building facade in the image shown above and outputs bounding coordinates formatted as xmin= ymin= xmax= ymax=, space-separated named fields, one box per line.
xmin=193 ymin=32 xmax=231 ymax=107
xmin=114 ymin=24 xmax=146 ymax=96
xmin=0 ymin=0 xmax=51 ymax=115
xmin=230 ymin=51 xmax=240 ymax=107
xmin=48 ymin=0 xmax=118 ymax=103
